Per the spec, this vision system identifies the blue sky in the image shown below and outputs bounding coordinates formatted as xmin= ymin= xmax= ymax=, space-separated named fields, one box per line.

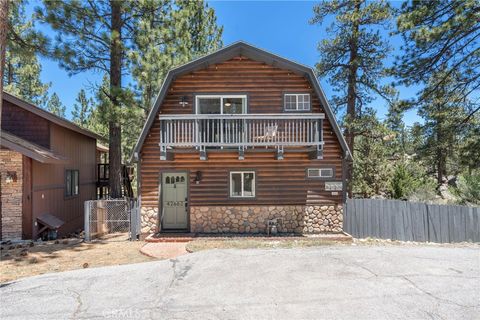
xmin=29 ymin=0 xmax=421 ymax=125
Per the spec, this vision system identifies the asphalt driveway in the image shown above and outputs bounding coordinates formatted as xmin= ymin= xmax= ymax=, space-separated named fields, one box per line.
xmin=1 ymin=245 xmax=479 ymax=319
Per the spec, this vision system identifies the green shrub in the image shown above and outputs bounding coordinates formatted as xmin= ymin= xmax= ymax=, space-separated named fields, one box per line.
xmin=390 ymin=163 xmax=421 ymax=199
xmin=455 ymin=173 xmax=480 ymax=205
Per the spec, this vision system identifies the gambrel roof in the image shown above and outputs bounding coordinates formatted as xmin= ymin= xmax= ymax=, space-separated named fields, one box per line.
xmin=132 ymin=41 xmax=352 ymax=161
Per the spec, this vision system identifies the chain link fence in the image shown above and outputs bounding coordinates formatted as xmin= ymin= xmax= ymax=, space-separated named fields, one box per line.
xmin=84 ymin=199 xmax=139 ymax=241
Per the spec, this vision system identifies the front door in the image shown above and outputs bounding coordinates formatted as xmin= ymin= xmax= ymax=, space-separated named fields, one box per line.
xmin=161 ymin=172 xmax=188 ymax=230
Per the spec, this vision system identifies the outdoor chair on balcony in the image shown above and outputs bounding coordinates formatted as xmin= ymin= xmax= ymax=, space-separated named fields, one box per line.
xmin=254 ymin=125 xmax=278 ymax=148
xmin=254 ymin=125 xmax=278 ymax=142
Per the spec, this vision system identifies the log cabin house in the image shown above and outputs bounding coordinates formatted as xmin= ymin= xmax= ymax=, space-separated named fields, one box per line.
xmin=0 ymin=92 xmax=108 ymax=240
xmin=132 ymin=42 xmax=352 ymax=237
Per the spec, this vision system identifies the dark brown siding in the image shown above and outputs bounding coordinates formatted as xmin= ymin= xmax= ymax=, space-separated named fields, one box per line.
xmin=31 ymin=123 xmax=97 ymax=238
xmin=1 ymin=100 xmax=50 ymax=148
xmin=140 ymin=56 xmax=344 ymax=207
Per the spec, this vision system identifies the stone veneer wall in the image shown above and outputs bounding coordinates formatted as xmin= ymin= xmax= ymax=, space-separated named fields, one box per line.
xmin=140 ymin=204 xmax=343 ymax=235
xmin=190 ymin=205 xmax=343 ymax=234
xmin=141 ymin=207 xmax=159 ymax=234
xmin=0 ymin=151 xmax=23 ymax=240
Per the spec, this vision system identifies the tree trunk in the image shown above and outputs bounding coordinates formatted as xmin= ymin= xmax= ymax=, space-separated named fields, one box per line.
xmin=108 ymin=0 xmax=123 ymax=198
xmin=0 ymin=0 xmax=9 ymax=122
xmin=345 ymin=0 xmax=360 ymax=198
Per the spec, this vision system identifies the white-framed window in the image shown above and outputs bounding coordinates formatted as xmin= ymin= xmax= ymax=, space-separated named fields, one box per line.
xmin=307 ymin=168 xmax=334 ymax=179
xmin=196 ymin=95 xmax=247 ymax=114
xmin=230 ymin=171 xmax=255 ymax=198
xmin=284 ymin=93 xmax=310 ymax=111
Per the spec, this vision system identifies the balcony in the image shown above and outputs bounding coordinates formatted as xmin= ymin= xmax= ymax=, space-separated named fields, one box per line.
xmin=159 ymin=113 xmax=325 ymax=160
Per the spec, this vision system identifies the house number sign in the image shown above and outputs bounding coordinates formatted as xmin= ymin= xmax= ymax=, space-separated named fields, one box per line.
xmin=325 ymin=181 xmax=343 ymax=191
xmin=166 ymin=201 xmax=184 ymax=207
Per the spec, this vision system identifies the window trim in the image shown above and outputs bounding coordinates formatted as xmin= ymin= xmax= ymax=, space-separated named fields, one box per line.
xmin=195 ymin=94 xmax=248 ymax=114
xmin=284 ymin=93 xmax=311 ymax=111
xmin=65 ymin=169 xmax=80 ymax=198
xmin=229 ymin=171 xmax=256 ymax=198
xmin=306 ymin=167 xmax=335 ymax=179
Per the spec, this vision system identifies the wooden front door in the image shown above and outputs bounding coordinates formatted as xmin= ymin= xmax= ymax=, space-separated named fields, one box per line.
xmin=161 ymin=172 xmax=188 ymax=230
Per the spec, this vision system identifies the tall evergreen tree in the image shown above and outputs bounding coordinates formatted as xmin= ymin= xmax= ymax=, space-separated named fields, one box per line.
xmin=351 ymin=108 xmax=391 ymax=197
xmin=396 ymin=0 xmax=480 ymax=110
xmin=4 ymin=0 xmax=49 ymax=106
xmin=38 ymin=0 xmax=223 ymax=197
xmin=416 ymin=69 xmax=469 ymax=185
xmin=0 ymin=0 xmax=9 ymax=113
xmin=37 ymin=1 xmax=138 ymax=198
xmin=310 ymin=0 xmax=395 ymax=196
xmin=71 ymin=89 xmax=93 ymax=127
xmin=45 ymin=92 xmax=66 ymax=117
xmin=130 ymin=0 xmax=222 ymax=116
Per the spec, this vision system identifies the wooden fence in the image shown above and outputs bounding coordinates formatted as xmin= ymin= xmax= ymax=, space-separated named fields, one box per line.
xmin=344 ymin=199 xmax=479 ymax=243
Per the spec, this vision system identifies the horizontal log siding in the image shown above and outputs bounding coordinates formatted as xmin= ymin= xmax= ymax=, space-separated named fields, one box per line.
xmin=140 ymin=56 xmax=344 ymax=207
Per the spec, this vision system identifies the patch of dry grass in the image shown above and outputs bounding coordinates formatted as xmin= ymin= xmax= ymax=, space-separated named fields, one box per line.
xmin=0 ymin=239 xmax=154 ymax=283
xmin=186 ymin=238 xmax=343 ymax=252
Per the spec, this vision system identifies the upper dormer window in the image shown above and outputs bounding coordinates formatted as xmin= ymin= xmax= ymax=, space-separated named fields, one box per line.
xmin=284 ymin=93 xmax=310 ymax=111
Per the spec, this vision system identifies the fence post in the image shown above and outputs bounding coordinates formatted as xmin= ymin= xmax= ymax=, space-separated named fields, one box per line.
xmin=84 ymin=200 xmax=90 ymax=242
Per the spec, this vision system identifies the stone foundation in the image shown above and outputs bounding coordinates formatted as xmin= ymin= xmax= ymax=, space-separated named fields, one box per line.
xmin=0 ymin=151 xmax=23 ymax=240
xmin=190 ymin=205 xmax=343 ymax=234
xmin=140 ymin=204 xmax=343 ymax=236
xmin=140 ymin=207 xmax=159 ymax=235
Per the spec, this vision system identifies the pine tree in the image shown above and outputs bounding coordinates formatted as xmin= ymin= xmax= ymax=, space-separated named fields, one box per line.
xmin=38 ymin=0 xmax=223 ymax=197
xmin=0 ymin=0 xmax=9 ymax=112
xmin=127 ymin=0 xmax=222 ymax=159
xmin=71 ymin=89 xmax=93 ymax=127
xmin=384 ymin=102 xmax=407 ymax=158
xmin=130 ymin=0 xmax=222 ymax=115
xmin=3 ymin=0 xmax=49 ymax=106
xmin=45 ymin=92 xmax=66 ymax=117
xmin=38 ymin=1 xmax=137 ymax=198
xmin=396 ymin=0 xmax=480 ymax=109
xmin=416 ymin=69 xmax=469 ymax=185
xmin=351 ymin=108 xmax=391 ymax=197
xmin=310 ymin=0 xmax=395 ymax=196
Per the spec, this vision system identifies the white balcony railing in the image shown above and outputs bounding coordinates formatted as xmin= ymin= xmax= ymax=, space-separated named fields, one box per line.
xmin=158 ymin=113 xmax=325 ymax=160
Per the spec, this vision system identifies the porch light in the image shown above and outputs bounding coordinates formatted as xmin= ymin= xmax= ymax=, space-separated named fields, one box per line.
xmin=5 ymin=171 xmax=17 ymax=184
xmin=195 ymin=171 xmax=202 ymax=184
xmin=179 ymin=96 xmax=189 ymax=108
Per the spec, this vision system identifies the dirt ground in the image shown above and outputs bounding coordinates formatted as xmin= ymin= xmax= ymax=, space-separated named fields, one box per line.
xmin=186 ymin=238 xmax=346 ymax=252
xmin=0 ymin=236 xmax=154 ymax=283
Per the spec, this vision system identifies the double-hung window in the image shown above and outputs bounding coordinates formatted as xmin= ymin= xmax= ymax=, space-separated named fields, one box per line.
xmin=230 ymin=171 xmax=255 ymax=198
xmin=65 ymin=169 xmax=79 ymax=197
xmin=284 ymin=93 xmax=310 ymax=111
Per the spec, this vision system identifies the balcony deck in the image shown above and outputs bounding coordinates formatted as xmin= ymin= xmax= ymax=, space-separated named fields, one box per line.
xmin=159 ymin=113 xmax=325 ymax=160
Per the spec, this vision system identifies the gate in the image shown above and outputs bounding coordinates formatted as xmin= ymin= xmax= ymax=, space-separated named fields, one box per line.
xmin=84 ymin=198 xmax=140 ymax=241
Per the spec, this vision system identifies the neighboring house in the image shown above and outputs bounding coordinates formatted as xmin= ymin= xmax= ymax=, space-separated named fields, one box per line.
xmin=0 ymin=92 xmax=107 ymax=240
xmin=132 ymin=42 xmax=352 ymax=236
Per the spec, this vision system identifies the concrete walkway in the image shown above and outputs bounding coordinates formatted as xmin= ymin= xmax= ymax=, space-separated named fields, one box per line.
xmin=1 ymin=245 xmax=479 ymax=319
